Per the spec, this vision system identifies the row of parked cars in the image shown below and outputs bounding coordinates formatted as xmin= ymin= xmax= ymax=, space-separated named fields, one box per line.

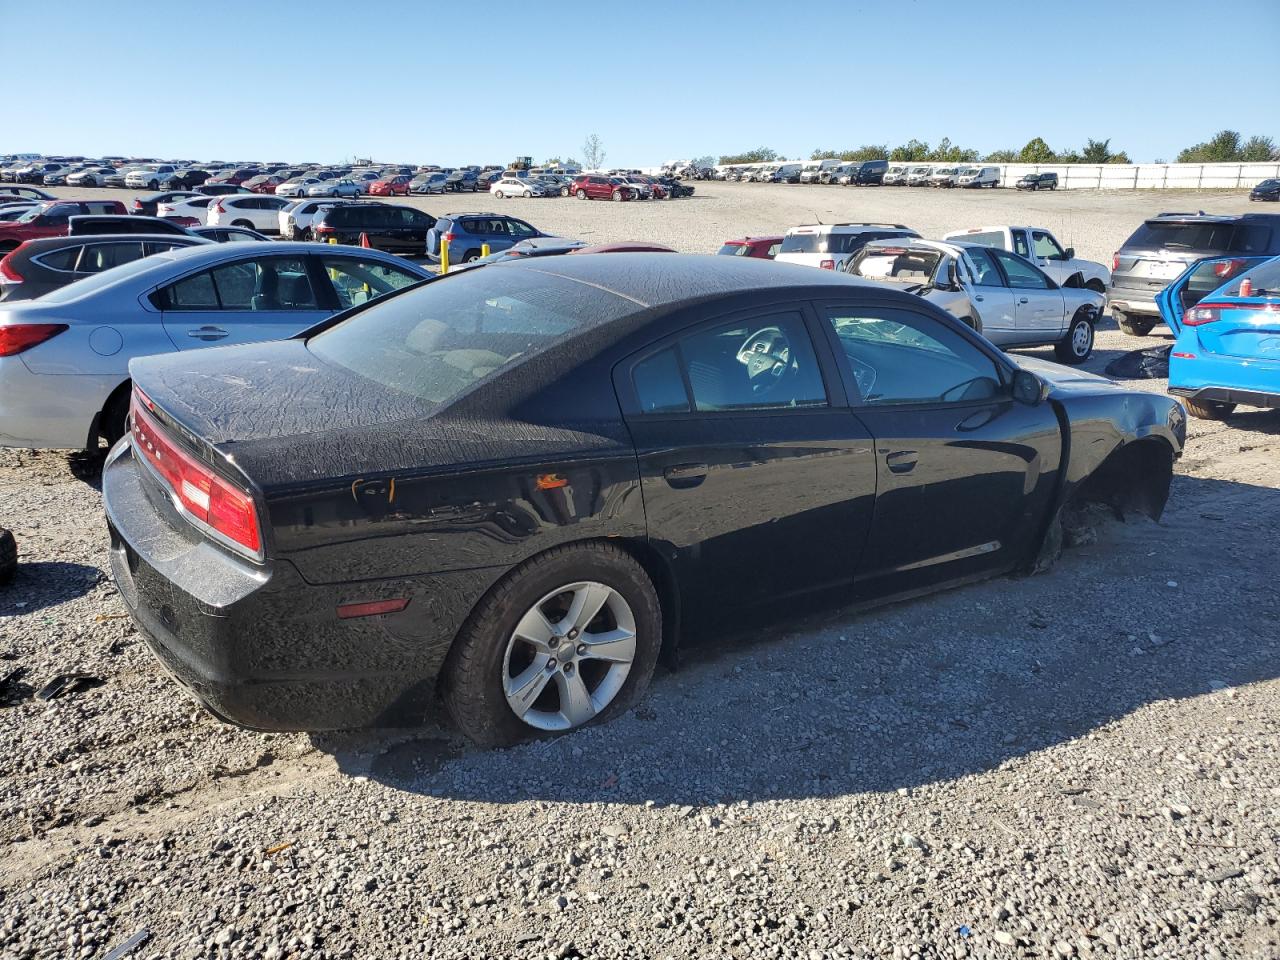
xmin=712 ymin=160 xmax=1059 ymax=191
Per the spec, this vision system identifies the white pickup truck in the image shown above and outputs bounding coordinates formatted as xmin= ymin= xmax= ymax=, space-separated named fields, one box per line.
xmin=942 ymin=225 xmax=1110 ymax=293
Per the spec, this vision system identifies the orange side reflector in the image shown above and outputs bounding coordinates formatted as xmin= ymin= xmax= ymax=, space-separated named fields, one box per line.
xmin=536 ymin=473 xmax=568 ymax=490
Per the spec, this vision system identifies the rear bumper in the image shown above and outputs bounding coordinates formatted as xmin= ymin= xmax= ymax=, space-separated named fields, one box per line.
xmin=0 ymin=358 xmax=117 ymax=449
xmin=1170 ymin=351 xmax=1280 ymax=409
xmin=1169 ymin=385 xmax=1280 ymax=409
xmin=1105 ymin=292 xmax=1161 ymax=316
xmin=103 ymin=440 xmax=497 ymax=731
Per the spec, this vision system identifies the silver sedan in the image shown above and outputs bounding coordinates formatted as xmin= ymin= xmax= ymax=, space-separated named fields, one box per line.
xmin=0 ymin=243 xmax=431 ymax=450
xmin=846 ymin=238 xmax=1103 ymax=364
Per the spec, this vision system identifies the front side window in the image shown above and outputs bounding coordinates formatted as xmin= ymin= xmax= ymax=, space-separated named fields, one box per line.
xmin=964 ymin=248 xmax=1005 ymax=287
xmin=320 ymin=256 xmax=423 ymax=309
xmin=163 ymin=258 xmax=317 ymax=310
xmin=1032 ymin=231 xmax=1065 ymax=259
xmin=991 ymin=249 xmax=1050 ymax=289
xmin=632 ymin=348 xmax=690 ymax=414
xmin=674 ymin=313 xmax=827 ymax=413
xmin=823 ymin=307 xmax=1003 ymax=405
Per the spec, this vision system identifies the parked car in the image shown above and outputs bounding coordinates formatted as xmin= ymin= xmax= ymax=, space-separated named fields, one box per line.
xmin=275 ymin=178 xmax=323 ymax=197
xmin=1015 ymin=172 xmax=1058 ymax=191
xmin=0 ymin=242 xmax=432 ymax=450
xmin=65 ymin=167 xmax=117 ymax=188
xmin=311 ymin=204 xmax=436 ymax=254
xmin=131 ymin=191 xmax=203 ymax=218
xmin=16 ymin=163 xmax=67 ymax=184
xmin=368 ymin=176 xmax=411 ymax=197
xmin=655 ymin=176 xmax=694 ymax=198
xmin=280 ymin=198 xmax=353 ymax=240
xmin=426 ymin=213 xmax=548 ymax=263
xmin=307 ymin=179 xmax=363 ymax=198
xmin=1160 ymin=254 xmax=1280 ymax=420
xmin=717 ymin=236 xmax=783 ymax=259
xmin=206 ymin=195 xmax=291 ymax=233
xmin=1108 ymin=212 xmax=1280 ymax=336
xmin=156 ymin=195 xmax=218 ymax=226
xmin=193 ymin=183 xmax=254 ymax=197
xmin=956 ymin=165 xmax=1001 ymax=188
xmin=905 ymin=165 xmax=934 ymax=187
xmin=191 ymin=225 xmax=272 ymax=243
xmin=881 ymin=165 xmax=909 ymax=186
xmin=411 ymin=173 xmax=449 ymax=195
xmin=446 ymin=170 xmax=481 ymax=193
xmin=1249 ymin=179 xmax=1280 ymax=202
xmin=97 ymin=254 xmax=1184 ymax=745
xmin=841 ymin=159 xmax=890 ymax=185
xmin=0 ymin=234 xmax=210 ymax=301
xmin=0 ymin=203 xmax=40 ymax=223
xmin=618 ymin=176 xmax=653 ymax=199
xmin=0 ymin=200 xmax=129 ymax=252
xmin=125 ymin=165 xmax=179 ymax=190
xmin=774 ymin=222 xmax=919 ymax=271
xmin=492 ymin=177 xmax=546 ymax=199
xmin=158 ymin=168 xmax=213 ymax=191
xmin=845 ymin=238 xmax=1102 ymax=363
xmin=0 ymin=186 xmax=55 ymax=202
xmin=571 ymin=176 xmax=634 ymax=201
xmin=206 ymin=168 xmax=260 ymax=188
xmin=942 ymin=225 xmax=1110 ymax=292
xmin=928 ymin=166 xmax=960 ymax=188
xmin=69 ymin=215 xmax=196 ymax=238
xmin=244 ymin=175 xmax=286 ymax=194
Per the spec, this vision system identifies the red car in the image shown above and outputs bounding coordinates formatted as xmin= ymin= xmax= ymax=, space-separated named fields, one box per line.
xmin=205 ymin=168 xmax=259 ymax=187
xmin=246 ymin=175 xmax=285 ymax=194
xmin=0 ymin=200 xmax=128 ymax=252
xmin=369 ymin=175 xmax=412 ymax=197
xmin=571 ymin=175 xmax=636 ymax=201
xmin=717 ymin=235 xmax=783 ymax=259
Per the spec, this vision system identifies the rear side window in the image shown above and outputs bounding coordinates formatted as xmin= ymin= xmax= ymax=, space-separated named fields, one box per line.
xmin=87 ymin=202 xmax=121 ymax=215
xmin=33 ymin=246 xmax=83 ymax=272
xmin=1124 ymin=220 xmax=1237 ymax=252
xmin=319 ymin=255 xmax=423 ymax=309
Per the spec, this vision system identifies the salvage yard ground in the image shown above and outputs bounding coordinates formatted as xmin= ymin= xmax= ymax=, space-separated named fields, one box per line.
xmin=1 ymin=185 xmax=1277 ymax=960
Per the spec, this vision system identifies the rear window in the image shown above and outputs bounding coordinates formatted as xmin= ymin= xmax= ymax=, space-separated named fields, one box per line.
xmin=780 ymin=230 xmax=915 ymax=255
xmin=1123 ymin=220 xmax=1238 ymax=252
xmin=718 ymin=243 xmax=750 ymax=256
xmin=308 ymin=267 xmax=635 ymax=406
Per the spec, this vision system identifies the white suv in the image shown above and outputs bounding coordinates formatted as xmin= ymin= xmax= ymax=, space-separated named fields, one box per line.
xmin=774 ymin=222 xmax=920 ymax=271
xmin=205 ymin=195 xmax=290 ymax=233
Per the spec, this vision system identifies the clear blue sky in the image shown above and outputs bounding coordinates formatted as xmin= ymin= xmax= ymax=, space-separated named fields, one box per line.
xmin=8 ymin=0 xmax=1278 ymax=166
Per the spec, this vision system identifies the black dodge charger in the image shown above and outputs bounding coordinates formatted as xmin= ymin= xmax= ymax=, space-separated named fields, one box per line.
xmin=103 ymin=255 xmax=1186 ymax=746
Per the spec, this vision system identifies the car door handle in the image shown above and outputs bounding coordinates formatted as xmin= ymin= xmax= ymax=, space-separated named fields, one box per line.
xmin=1018 ymin=297 xmax=1030 ymax=304
xmin=974 ymin=294 xmax=984 ymax=302
xmin=663 ymin=463 xmax=707 ymax=488
xmin=885 ymin=450 xmax=918 ymax=474
xmin=187 ymin=326 xmax=229 ymax=341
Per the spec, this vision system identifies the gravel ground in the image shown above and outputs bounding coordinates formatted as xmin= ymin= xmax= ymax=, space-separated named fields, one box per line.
xmin=1 ymin=186 xmax=1278 ymax=960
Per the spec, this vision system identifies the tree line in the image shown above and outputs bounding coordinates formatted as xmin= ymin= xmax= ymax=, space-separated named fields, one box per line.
xmin=716 ymin=130 xmax=1277 ymax=167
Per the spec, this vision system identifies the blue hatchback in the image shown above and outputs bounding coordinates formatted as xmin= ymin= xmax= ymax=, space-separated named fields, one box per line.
xmin=1158 ymin=254 xmax=1280 ymax=420
xmin=426 ymin=213 xmax=548 ymax=263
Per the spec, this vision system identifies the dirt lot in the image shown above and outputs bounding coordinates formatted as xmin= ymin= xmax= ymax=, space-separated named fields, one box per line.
xmin=1 ymin=185 xmax=1278 ymax=960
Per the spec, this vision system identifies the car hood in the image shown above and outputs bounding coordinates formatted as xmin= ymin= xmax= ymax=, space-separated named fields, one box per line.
xmin=130 ymin=338 xmax=632 ymax=492
xmin=1012 ymin=356 xmax=1129 ymax=397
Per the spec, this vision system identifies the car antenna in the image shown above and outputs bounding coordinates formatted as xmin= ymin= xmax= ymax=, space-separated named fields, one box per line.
xmin=814 ymin=214 xmax=823 ymax=225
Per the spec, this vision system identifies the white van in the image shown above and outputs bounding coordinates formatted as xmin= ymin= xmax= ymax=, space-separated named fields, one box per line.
xmin=956 ymin=166 xmax=1000 ymax=188
xmin=882 ymin=164 xmax=909 ymax=186
xmin=774 ymin=221 xmax=919 ymax=270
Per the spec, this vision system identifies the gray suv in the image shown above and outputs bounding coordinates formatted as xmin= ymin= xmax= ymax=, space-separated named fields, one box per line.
xmin=1109 ymin=212 xmax=1280 ymax=336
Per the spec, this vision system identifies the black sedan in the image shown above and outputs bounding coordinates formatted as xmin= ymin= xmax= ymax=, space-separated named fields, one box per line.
xmin=103 ymin=255 xmax=1185 ymax=746
xmin=1249 ymin=178 xmax=1280 ymax=202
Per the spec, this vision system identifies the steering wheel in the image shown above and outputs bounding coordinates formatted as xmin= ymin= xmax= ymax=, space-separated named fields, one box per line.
xmin=736 ymin=327 xmax=794 ymax=397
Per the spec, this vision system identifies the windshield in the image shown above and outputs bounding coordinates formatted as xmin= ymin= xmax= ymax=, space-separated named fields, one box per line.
xmin=1124 ymin=220 xmax=1239 ymax=251
xmin=308 ymin=267 xmax=636 ymax=405
xmin=850 ymin=247 xmax=943 ymax=281
xmin=718 ymin=243 xmax=751 ymax=256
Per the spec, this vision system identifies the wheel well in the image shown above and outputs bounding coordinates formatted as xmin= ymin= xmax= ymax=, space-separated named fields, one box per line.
xmin=612 ymin=538 xmax=682 ymax=669
xmin=1070 ymin=437 xmax=1174 ymax=522
xmin=97 ymin=379 xmax=133 ymax=445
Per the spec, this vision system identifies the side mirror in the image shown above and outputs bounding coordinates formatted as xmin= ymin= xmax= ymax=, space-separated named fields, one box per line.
xmin=1012 ymin=369 xmax=1048 ymax=406
xmin=1064 ymin=247 xmax=1075 ymax=260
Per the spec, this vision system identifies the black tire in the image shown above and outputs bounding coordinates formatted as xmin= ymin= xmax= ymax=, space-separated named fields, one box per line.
xmin=1185 ymin=398 xmax=1236 ymax=420
xmin=442 ymin=542 xmax=661 ymax=747
xmin=1054 ymin=309 xmax=1095 ymax=365
xmin=99 ymin=386 xmax=131 ymax=446
xmin=231 ymin=219 xmax=253 ymax=229
xmin=522 ymin=189 xmax=532 ymax=198
xmin=612 ymin=190 xmax=623 ymax=201
xmin=494 ymin=190 xmax=504 ymax=199
xmin=0 ymin=528 xmax=15 ymax=587
xmin=462 ymin=250 xmax=480 ymax=263
xmin=148 ymin=180 xmax=158 ymax=191
xmin=1085 ymin=278 xmax=1106 ymax=295
xmin=575 ymin=189 xmax=588 ymax=200
xmin=1115 ymin=312 xmax=1155 ymax=337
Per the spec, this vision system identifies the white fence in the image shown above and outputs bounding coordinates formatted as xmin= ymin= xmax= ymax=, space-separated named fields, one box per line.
xmin=990 ymin=162 xmax=1280 ymax=190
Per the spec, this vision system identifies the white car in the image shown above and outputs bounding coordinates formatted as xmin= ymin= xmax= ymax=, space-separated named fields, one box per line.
xmin=124 ymin=164 xmax=179 ymax=190
xmin=275 ymin=178 xmax=323 ymax=197
xmin=306 ymin=179 xmax=362 ymax=198
xmin=846 ymin=238 xmax=1104 ymax=363
xmin=66 ymin=167 xmax=116 ymax=188
xmin=954 ymin=166 xmax=1001 ymax=188
xmin=205 ymin=195 xmax=290 ymax=233
xmin=279 ymin=198 xmax=349 ymax=240
xmin=156 ymin=195 xmax=218 ymax=224
xmin=490 ymin=177 xmax=546 ymax=199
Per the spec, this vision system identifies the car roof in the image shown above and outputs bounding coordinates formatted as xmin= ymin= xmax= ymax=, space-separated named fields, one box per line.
xmin=14 ymin=234 xmax=211 ymax=254
xmin=493 ymin=252 xmax=881 ymax=309
xmin=785 ymin=222 xmax=912 ymax=234
xmin=863 ymin=237 xmax=966 ymax=257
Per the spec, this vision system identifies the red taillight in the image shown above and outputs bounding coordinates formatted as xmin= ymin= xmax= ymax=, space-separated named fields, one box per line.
xmin=314 ymin=224 xmax=334 ymax=234
xmin=132 ymin=199 xmax=143 ymax=210
xmin=1182 ymin=305 xmax=1220 ymax=327
xmin=0 ymin=252 xmax=25 ymax=283
xmin=1213 ymin=259 xmax=1246 ymax=278
xmin=820 ymin=260 xmax=835 ymax=270
xmin=1170 ymin=352 xmax=1197 ymax=359
xmin=0 ymin=323 xmax=68 ymax=356
xmin=1112 ymin=253 xmax=1119 ymax=272
xmin=130 ymin=391 xmax=261 ymax=556
xmin=443 ymin=233 xmax=456 ymax=243
xmin=213 ymin=202 xmax=225 ymax=214
xmin=337 ymin=598 xmax=409 ymax=620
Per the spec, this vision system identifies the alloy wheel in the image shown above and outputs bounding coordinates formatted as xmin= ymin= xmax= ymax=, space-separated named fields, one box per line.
xmin=502 ymin=581 xmax=637 ymax=731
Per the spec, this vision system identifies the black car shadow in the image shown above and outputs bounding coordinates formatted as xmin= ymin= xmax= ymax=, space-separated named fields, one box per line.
xmin=0 ymin=561 xmax=108 ymax=614
xmin=314 ymin=471 xmax=1280 ymax=807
